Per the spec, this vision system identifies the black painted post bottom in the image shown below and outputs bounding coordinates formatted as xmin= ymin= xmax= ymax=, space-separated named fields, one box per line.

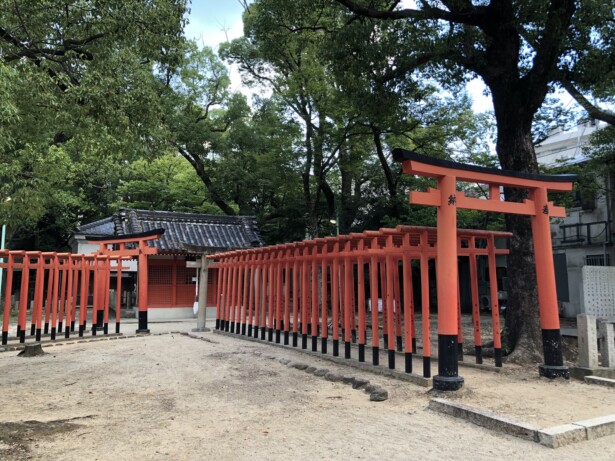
xmin=44 ymin=323 xmax=49 ymax=335
xmin=92 ymin=325 xmax=97 ymax=336
xmin=423 ymin=356 xmax=431 ymax=378
xmin=495 ymin=348 xmax=503 ymax=367
xmin=457 ymin=342 xmax=464 ymax=361
xmin=284 ymin=331 xmax=289 ymax=345
xmin=242 ymin=324 xmax=247 ymax=336
xmin=215 ymin=319 xmax=220 ymax=330
xmin=345 ymin=341 xmax=351 ymax=359
xmin=79 ymin=324 xmax=84 ymax=338
xmin=253 ymin=325 xmax=259 ymax=338
xmin=383 ymin=334 xmax=388 ymax=349
xmin=1 ymin=331 xmax=7 ymax=345
xmin=247 ymin=325 xmax=252 ymax=337
xmin=538 ymin=329 xmax=569 ymax=378
xmin=301 ymin=333 xmax=308 ymax=349
xmin=475 ymin=345 xmax=483 ymax=364
xmin=58 ymin=322 xmax=63 ymax=334
xmin=260 ymin=327 xmax=266 ymax=341
xmin=230 ymin=322 xmax=235 ymax=334
xmin=274 ymin=329 xmax=280 ymax=343
xmin=333 ymin=339 xmax=339 ymax=357
xmin=405 ymin=352 xmax=412 ymax=374
xmin=96 ymin=310 xmax=104 ymax=330
xmin=103 ymin=323 xmax=108 ymax=335
xmin=20 ymin=329 xmax=25 ymax=343
xmin=115 ymin=323 xmax=120 ymax=334
xmin=321 ymin=337 xmax=327 ymax=354
xmin=71 ymin=321 xmax=75 ymax=332
xmin=236 ymin=323 xmax=242 ymax=335
xmin=373 ymin=346 xmax=379 ymax=366
xmin=396 ymin=336 xmax=402 ymax=352
xmin=136 ymin=311 xmax=150 ymax=334
xmin=412 ymin=338 xmax=417 ymax=353
xmin=35 ymin=328 xmax=42 ymax=342
xmin=292 ymin=332 xmax=298 ymax=347
xmin=388 ymin=350 xmax=395 ymax=369
xmin=358 ymin=344 xmax=365 ymax=362
xmin=16 ymin=326 xmax=21 ymax=340
xmin=50 ymin=327 xmax=56 ymax=341
xmin=312 ymin=335 xmax=317 ymax=352
xmin=65 ymin=326 xmax=70 ymax=338
xmin=433 ymin=334 xmax=464 ymax=391
xmin=30 ymin=324 xmax=36 ymax=336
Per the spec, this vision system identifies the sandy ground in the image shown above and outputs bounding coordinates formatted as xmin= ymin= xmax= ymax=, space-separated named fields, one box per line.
xmin=1 ymin=320 xmax=615 ymax=461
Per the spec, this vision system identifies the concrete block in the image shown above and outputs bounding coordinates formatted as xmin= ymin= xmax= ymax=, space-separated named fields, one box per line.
xmin=574 ymin=414 xmax=615 ymax=440
xmin=428 ymin=398 xmax=539 ymax=442
xmin=538 ymin=424 xmax=587 ymax=448
xmin=577 ymin=314 xmax=598 ymax=368
xmin=598 ymin=320 xmax=615 ymax=367
xmin=584 ymin=375 xmax=615 ymax=388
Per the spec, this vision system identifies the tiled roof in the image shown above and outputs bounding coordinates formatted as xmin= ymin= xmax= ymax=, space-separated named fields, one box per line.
xmin=74 ymin=216 xmax=116 ymax=236
xmin=75 ymin=208 xmax=265 ymax=252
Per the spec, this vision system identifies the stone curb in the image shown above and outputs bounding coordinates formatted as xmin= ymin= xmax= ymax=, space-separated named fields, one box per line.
xmin=211 ymin=329 xmax=432 ymax=387
xmin=584 ymin=375 xmax=615 ymax=388
xmin=429 ymin=397 xmax=615 ymax=449
xmin=428 ymin=398 xmax=539 ymax=442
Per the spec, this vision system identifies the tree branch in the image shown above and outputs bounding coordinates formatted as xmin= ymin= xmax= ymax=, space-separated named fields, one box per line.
xmin=559 ymin=77 xmax=615 ymax=126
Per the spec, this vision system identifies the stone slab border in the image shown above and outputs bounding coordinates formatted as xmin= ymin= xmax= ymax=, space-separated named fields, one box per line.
xmin=429 ymin=397 xmax=615 ymax=448
xmin=212 ymin=329 xmax=433 ymax=387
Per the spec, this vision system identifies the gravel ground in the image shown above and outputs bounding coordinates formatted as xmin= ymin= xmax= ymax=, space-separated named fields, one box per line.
xmin=0 ymin=320 xmax=614 ymax=461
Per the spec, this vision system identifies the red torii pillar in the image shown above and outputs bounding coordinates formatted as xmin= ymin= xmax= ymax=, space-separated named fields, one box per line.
xmin=394 ymin=149 xmax=576 ymax=391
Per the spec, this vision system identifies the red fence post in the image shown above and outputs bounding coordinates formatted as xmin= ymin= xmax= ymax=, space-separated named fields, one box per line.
xmin=488 ymin=234 xmax=503 ymax=367
xmin=344 ymin=240 xmax=352 ymax=359
xmin=1 ymin=252 xmax=14 ymax=345
xmin=469 ymin=237 xmax=483 ymax=364
xmin=331 ymin=242 xmax=340 ymax=357
xmin=320 ymin=243 xmax=328 ymax=354
xmin=357 ymin=240 xmax=366 ymax=362
xmin=402 ymin=235 xmax=414 ymax=373
xmin=369 ymin=237 xmax=380 ymax=366
xmin=292 ymin=248 xmax=299 ymax=347
xmin=311 ymin=245 xmax=319 ymax=352
xmin=419 ymin=231 xmax=431 ymax=378
xmin=17 ymin=252 xmax=30 ymax=343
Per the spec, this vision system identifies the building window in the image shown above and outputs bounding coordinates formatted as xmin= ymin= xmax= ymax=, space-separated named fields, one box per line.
xmin=586 ymin=254 xmax=610 ymax=266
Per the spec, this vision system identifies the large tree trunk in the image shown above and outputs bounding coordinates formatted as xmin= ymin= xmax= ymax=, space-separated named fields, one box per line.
xmin=492 ymin=96 xmax=544 ymax=362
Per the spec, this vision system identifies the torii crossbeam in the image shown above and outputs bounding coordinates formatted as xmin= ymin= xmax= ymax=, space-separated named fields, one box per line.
xmin=394 ymin=149 xmax=576 ymax=390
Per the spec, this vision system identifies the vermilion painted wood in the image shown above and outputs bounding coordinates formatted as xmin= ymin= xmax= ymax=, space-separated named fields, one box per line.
xmin=488 ymin=235 xmax=502 ymax=350
xmin=419 ymin=231 xmax=431 ymax=360
xmin=469 ymin=238 xmax=482 ymax=349
xmin=357 ymin=240 xmax=366 ymax=347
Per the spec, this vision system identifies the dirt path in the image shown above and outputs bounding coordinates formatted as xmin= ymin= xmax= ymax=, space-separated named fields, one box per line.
xmin=0 ymin=331 xmax=614 ymax=460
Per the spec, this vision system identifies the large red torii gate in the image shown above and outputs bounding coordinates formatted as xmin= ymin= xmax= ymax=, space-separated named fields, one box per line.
xmin=87 ymin=229 xmax=164 ymax=334
xmin=393 ymin=149 xmax=576 ymax=390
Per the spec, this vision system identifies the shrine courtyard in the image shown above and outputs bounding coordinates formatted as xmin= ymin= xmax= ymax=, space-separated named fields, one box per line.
xmin=0 ymin=318 xmax=614 ymax=461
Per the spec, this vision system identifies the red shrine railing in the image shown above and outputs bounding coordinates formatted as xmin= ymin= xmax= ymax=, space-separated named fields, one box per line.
xmin=0 ymin=251 xmax=130 ymax=345
xmin=209 ymin=225 xmax=511 ymax=378
xmin=0 ymin=230 xmax=164 ymax=346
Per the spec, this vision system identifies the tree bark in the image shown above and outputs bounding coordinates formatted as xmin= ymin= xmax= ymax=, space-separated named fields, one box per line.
xmin=492 ymin=92 xmax=544 ymax=362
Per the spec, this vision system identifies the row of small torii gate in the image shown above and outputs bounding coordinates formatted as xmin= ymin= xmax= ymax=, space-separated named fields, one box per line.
xmin=209 ymin=151 xmax=576 ymax=391
xmin=0 ymin=151 xmax=575 ymax=391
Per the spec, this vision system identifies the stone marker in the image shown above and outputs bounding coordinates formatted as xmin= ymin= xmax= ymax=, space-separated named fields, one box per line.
xmin=18 ymin=342 xmax=45 ymax=357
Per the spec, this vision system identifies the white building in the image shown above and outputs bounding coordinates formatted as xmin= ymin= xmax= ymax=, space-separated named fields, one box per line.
xmin=535 ymin=121 xmax=613 ymax=317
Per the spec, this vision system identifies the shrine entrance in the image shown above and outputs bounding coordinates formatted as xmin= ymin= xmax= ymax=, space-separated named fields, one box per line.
xmin=88 ymin=229 xmax=165 ymax=333
xmin=393 ymin=149 xmax=576 ymax=390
